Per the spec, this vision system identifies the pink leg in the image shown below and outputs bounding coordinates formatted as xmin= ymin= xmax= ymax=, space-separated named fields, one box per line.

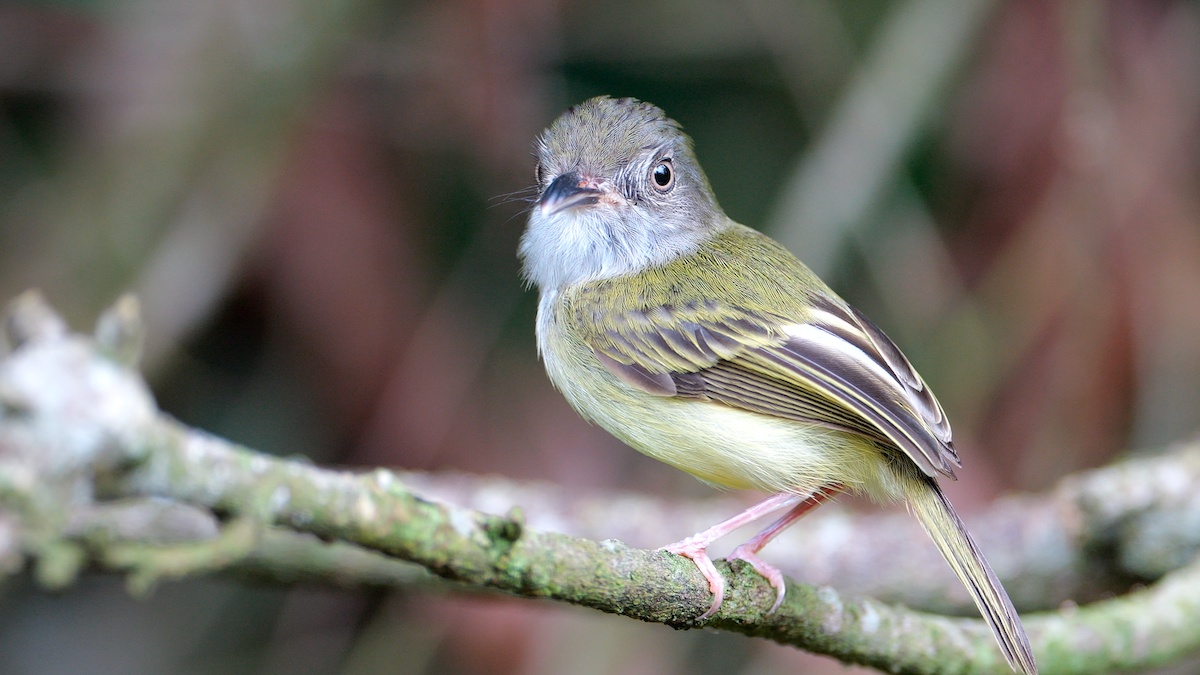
xmin=662 ymin=492 xmax=802 ymax=620
xmin=728 ymin=485 xmax=843 ymax=613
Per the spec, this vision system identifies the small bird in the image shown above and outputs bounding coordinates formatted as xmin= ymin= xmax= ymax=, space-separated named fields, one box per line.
xmin=520 ymin=96 xmax=1036 ymax=675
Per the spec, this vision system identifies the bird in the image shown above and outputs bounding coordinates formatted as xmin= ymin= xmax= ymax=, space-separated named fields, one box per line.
xmin=518 ymin=95 xmax=1036 ymax=675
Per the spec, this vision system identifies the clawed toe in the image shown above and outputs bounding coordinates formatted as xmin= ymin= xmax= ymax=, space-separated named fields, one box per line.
xmin=728 ymin=545 xmax=787 ymax=613
xmin=663 ymin=538 xmax=725 ymax=619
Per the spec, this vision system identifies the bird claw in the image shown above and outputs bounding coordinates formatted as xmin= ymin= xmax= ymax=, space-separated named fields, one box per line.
xmin=662 ymin=538 xmax=725 ymax=620
xmin=728 ymin=544 xmax=787 ymax=614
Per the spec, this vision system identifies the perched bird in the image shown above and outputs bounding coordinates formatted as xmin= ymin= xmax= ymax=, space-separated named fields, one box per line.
xmin=519 ymin=95 xmax=1036 ymax=675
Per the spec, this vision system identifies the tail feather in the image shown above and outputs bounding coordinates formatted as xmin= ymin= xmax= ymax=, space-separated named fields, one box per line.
xmin=906 ymin=476 xmax=1038 ymax=675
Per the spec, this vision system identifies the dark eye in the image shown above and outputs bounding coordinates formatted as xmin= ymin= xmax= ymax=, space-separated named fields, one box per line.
xmin=651 ymin=160 xmax=674 ymax=192
xmin=536 ymin=164 xmax=546 ymax=185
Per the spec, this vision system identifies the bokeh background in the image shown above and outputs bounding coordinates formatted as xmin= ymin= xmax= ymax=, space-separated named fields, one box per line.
xmin=1 ymin=0 xmax=1199 ymax=673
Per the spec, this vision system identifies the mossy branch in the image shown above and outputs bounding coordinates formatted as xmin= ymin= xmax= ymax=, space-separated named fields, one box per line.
xmin=5 ymin=291 xmax=1200 ymax=674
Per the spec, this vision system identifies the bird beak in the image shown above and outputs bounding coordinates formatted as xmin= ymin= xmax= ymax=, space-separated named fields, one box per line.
xmin=539 ymin=171 xmax=602 ymax=217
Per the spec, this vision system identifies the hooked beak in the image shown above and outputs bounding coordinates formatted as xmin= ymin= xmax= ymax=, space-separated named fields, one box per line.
xmin=539 ymin=171 xmax=602 ymax=217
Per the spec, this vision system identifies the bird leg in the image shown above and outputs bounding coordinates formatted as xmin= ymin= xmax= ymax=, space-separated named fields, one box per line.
xmin=662 ymin=492 xmax=803 ymax=620
xmin=727 ymin=484 xmax=843 ymax=613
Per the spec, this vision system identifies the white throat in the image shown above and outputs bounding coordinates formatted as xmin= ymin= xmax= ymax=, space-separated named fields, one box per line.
xmin=519 ymin=205 xmax=709 ymax=291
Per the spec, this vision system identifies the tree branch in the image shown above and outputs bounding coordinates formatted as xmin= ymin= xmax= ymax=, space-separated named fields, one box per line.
xmin=394 ymin=441 xmax=1200 ymax=616
xmin=4 ymin=290 xmax=1200 ymax=674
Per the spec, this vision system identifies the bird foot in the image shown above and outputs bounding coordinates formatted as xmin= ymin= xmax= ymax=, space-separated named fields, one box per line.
xmin=727 ymin=544 xmax=787 ymax=613
xmin=662 ymin=537 xmax=725 ymax=620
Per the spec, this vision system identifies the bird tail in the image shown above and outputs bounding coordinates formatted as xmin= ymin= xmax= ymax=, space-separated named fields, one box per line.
xmin=905 ymin=475 xmax=1038 ymax=675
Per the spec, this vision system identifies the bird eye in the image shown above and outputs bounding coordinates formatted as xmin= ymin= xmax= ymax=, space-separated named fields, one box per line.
xmin=650 ymin=160 xmax=674 ymax=192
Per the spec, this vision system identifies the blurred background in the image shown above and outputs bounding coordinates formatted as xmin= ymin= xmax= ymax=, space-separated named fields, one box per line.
xmin=0 ymin=0 xmax=1199 ymax=673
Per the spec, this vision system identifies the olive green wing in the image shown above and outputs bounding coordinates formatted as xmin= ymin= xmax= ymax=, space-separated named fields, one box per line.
xmin=576 ymin=293 xmax=960 ymax=479
xmin=584 ymin=300 xmax=779 ymax=395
